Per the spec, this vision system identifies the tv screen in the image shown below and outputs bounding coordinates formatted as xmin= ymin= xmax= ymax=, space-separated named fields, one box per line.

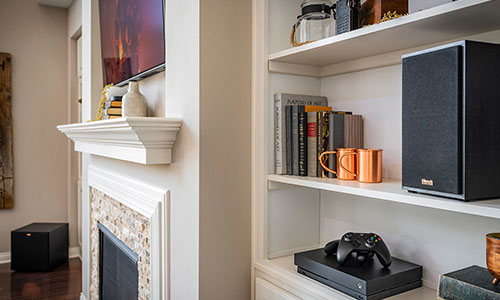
xmin=99 ymin=0 xmax=165 ymax=86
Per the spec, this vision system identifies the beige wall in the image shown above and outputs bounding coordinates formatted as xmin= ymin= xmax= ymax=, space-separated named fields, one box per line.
xmin=0 ymin=0 xmax=71 ymax=253
xmin=199 ymin=0 xmax=252 ymax=298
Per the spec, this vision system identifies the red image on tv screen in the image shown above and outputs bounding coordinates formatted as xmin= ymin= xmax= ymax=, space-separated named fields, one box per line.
xmin=99 ymin=0 xmax=165 ymax=85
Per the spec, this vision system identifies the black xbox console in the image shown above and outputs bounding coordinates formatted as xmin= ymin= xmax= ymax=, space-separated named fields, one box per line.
xmin=294 ymin=248 xmax=422 ymax=300
xmin=402 ymin=40 xmax=500 ymax=201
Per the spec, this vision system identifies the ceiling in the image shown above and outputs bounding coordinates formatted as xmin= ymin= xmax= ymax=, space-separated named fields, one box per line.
xmin=37 ymin=0 xmax=74 ymax=8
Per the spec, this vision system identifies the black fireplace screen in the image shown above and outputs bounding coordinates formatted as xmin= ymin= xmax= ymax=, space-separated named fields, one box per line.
xmin=98 ymin=223 xmax=139 ymax=300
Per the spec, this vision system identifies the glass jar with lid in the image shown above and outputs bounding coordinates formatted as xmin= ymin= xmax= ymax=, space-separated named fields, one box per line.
xmin=291 ymin=0 xmax=335 ymax=47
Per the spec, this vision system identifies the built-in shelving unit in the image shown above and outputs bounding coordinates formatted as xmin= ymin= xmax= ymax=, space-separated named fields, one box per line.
xmin=253 ymin=0 xmax=500 ymax=299
xmin=268 ymin=0 xmax=500 ymax=77
xmin=57 ymin=117 xmax=182 ymax=164
xmin=268 ymin=175 xmax=500 ymax=220
xmin=256 ymin=255 xmax=437 ymax=300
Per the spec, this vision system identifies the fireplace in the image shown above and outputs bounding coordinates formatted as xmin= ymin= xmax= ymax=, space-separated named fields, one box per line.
xmin=88 ymin=166 xmax=169 ymax=299
xmin=98 ymin=223 xmax=139 ymax=299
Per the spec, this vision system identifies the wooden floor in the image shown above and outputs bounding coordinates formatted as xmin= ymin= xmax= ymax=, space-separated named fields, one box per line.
xmin=0 ymin=258 xmax=81 ymax=300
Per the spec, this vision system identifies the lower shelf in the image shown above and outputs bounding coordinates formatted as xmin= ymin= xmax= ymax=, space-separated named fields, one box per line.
xmin=255 ymin=255 xmax=436 ymax=300
xmin=268 ymin=174 xmax=500 ymax=220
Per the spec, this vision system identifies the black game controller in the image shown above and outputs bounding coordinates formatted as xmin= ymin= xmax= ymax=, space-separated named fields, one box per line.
xmin=324 ymin=239 xmax=375 ymax=265
xmin=336 ymin=232 xmax=392 ymax=268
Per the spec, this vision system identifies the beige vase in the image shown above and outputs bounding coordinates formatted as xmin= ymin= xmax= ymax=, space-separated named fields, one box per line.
xmin=122 ymin=81 xmax=147 ymax=117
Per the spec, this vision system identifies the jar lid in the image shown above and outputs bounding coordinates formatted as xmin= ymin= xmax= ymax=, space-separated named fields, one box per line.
xmin=299 ymin=0 xmax=333 ymax=16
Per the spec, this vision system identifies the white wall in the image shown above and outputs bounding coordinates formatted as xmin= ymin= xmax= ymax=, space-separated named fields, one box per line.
xmin=0 ymin=0 xmax=72 ymax=253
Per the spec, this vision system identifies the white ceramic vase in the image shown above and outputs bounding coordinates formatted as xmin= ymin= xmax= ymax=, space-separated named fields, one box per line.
xmin=122 ymin=81 xmax=147 ymax=117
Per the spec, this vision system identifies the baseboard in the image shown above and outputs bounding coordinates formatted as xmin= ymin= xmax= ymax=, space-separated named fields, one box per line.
xmin=0 ymin=251 xmax=10 ymax=264
xmin=0 ymin=246 xmax=81 ymax=264
xmin=69 ymin=246 xmax=81 ymax=260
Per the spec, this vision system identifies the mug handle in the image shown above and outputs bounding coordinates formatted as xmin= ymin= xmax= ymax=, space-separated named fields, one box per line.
xmin=339 ymin=152 xmax=358 ymax=177
xmin=319 ymin=151 xmax=337 ymax=175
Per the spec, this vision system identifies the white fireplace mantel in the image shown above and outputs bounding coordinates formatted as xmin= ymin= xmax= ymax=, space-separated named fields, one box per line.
xmin=57 ymin=117 xmax=182 ymax=164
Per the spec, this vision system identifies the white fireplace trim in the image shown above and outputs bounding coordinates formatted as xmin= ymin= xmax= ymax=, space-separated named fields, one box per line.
xmin=88 ymin=165 xmax=169 ymax=300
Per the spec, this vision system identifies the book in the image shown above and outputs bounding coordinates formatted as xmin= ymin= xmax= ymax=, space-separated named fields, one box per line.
xmin=438 ymin=265 xmax=500 ymax=300
xmin=285 ymin=106 xmax=293 ymax=175
xmin=317 ymin=111 xmax=330 ymax=178
xmin=298 ymin=110 xmax=308 ymax=176
xmin=104 ymin=100 xmax=122 ymax=108
xmin=274 ymin=94 xmax=328 ymax=175
xmin=328 ymin=113 xmax=345 ymax=178
xmin=105 ymin=107 xmax=122 ymax=116
xmin=305 ymin=105 xmax=332 ymax=112
xmin=344 ymin=115 xmax=363 ymax=148
xmin=292 ymin=106 xmax=300 ymax=176
xmin=101 ymin=115 xmax=121 ymax=120
xmin=307 ymin=112 xmax=318 ymax=177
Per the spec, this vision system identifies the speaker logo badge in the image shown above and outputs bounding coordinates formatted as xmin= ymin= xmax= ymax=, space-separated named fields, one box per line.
xmin=421 ymin=179 xmax=434 ymax=186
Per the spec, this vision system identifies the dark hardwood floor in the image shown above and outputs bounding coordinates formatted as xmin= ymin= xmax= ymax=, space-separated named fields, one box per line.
xmin=0 ymin=258 xmax=81 ymax=300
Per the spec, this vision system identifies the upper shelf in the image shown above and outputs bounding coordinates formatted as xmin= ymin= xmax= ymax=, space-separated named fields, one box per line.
xmin=57 ymin=117 xmax=182 ymax=165
xmin=268 ymin=175 xmax=500 ymax=220
xmin=268 ymin=0 xmax=500 ymax=77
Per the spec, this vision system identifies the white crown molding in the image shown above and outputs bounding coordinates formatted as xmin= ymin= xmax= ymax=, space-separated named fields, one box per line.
xmin=88 ymin=165 xmax=169 ymax=300
xmin=57 ymin=117 xmax=182 ymax=165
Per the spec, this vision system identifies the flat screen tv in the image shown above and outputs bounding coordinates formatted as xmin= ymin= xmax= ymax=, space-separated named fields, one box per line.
xmin=99 ymin=0 xmax=165 ymax=86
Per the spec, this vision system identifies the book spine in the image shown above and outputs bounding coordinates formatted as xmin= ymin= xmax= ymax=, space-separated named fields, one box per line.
xmin=328 ymin=114 xmax=345 ymax=178
xmin=292 ymin=106 xmax=300 ymax=176
xmin=317 ymin=111 xmax=330 ymax=178
xmin=285 ymin=106 xmax=293 ymax=175
xmin=328 ymin=113 xmax=334 ymax=178
xmin=274 ymin=94 xmax=285 ymax=174
xmin=298 ymin=108 xmax=307 ymax=176
xmin=307 ymin=112 xmax=317 ymax=177
xmin=344 ymin=115 xmax=364 ymax=149
xmin=439 ymin=274 xmax=499 ymax=300
xmin=357 ymin=115 xmax=364 ymax=149
xmin=316 ymin=112 xmax=322 ymax=177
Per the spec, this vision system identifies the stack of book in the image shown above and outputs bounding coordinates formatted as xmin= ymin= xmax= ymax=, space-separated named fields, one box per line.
xmin=102 ymin=96 xmax=122 ymax=119
xmin=438 ymin=265 xmax=500 ymax=300
xmin=274 ymin=93 xmax=364 ymax=178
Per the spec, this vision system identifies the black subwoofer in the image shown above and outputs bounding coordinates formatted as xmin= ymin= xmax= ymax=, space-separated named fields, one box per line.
xmin=11 ymin=223 xmax=68 ymax=272
xmin=402 ymin=40 xmax=500 ymax=201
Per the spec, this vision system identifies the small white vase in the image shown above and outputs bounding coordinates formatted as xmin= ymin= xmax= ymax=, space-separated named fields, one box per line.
xmin=122 ymin=81 xmax=147 ymax=117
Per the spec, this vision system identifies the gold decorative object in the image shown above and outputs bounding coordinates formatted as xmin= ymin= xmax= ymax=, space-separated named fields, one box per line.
xmin=94 ymin=84 xmax=114 ymax=121
xmin=380 ymin=11 xmax=407 ymax=22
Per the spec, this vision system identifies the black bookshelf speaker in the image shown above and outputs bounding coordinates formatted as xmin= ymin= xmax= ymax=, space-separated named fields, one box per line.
xmin=402 ymin=40 xmax=500 ymax=201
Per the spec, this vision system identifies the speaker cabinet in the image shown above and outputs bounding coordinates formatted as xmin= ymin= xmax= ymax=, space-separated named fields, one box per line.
xmin=402 ymin=40 xmax=500 ymax=201
xmin=11 ymin=223 xmax=68 ymax=271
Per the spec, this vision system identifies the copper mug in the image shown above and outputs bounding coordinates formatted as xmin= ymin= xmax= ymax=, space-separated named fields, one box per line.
xmin=320 ymin=149 xmax=383 ymax=183
xmin=487 ymin=233 xmax=500 ymax=285
xmin=319 ymin=148 xmax=358 ymax=180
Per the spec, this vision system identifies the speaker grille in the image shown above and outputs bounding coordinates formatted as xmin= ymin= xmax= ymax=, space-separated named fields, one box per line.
xmin=402 ymin=46 xmax=462 ymax=195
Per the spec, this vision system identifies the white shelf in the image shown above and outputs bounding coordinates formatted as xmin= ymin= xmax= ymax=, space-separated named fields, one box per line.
xmin=255 ymin=255 xmax=437 ymax=300
xmin=268 ymin=175 xmax=500 ymax=220
xmin=268 ymin=0 xmax=500 ymax=77
xmin=57 ymin=117 xmax=182 ymax=164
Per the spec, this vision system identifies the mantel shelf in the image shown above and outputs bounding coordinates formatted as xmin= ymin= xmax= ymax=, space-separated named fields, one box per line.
xmin=268 ymin=175 xmax=500 ymax=220
xmin=57 ymin=117 xmax=182 ymax=165
xmin=268 ymin=0 xmax=500 ymax=77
